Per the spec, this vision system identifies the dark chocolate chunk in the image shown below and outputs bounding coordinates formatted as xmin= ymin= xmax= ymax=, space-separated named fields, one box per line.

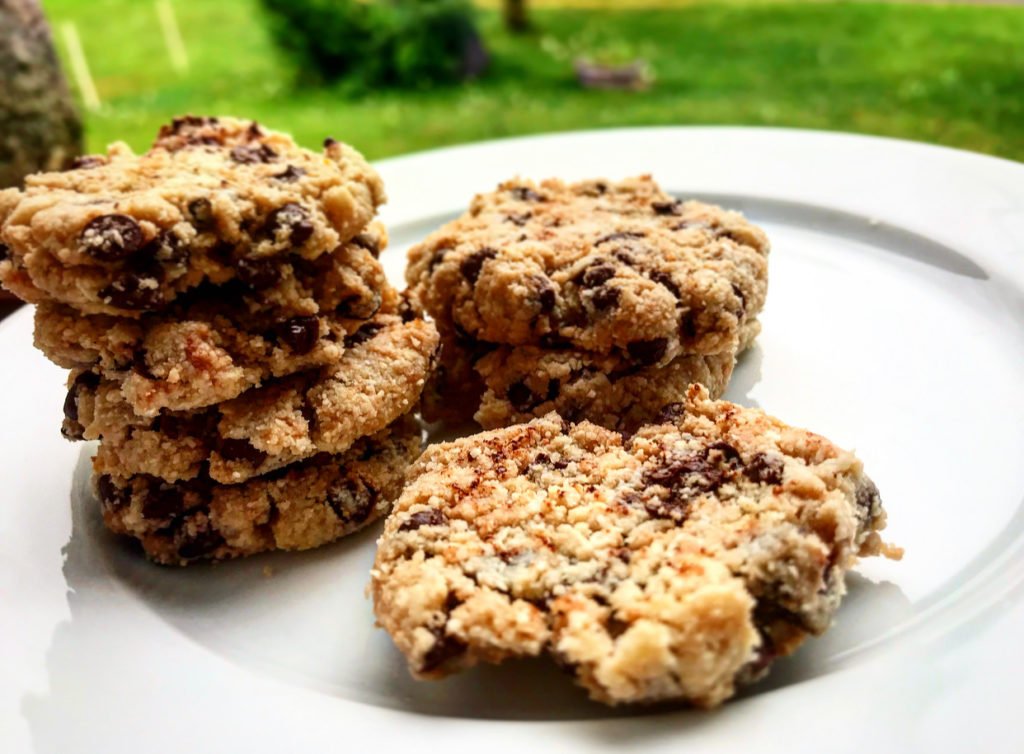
xmin=99 ymin=272 xmax=164 ymax=310
xmin=626 ymin=337 xmax=668 ymax=366
xmin=236 ymin=256 xmax=281 ymax=289
xmin=62 ymin=371 xmax=99 ymax=424
xmin=420 ymin=626 xmax=467 ymax=673
xmin=276 ymin=315 xmax=319 ymax=354
xmin=399 ymin=508 xmax=448 ymax=532
xmin=595 ymin=231 xmax=645 ymax=245
xmin=142 ymin=482 xmax=186 ymax=520
xmin=506 ymin=381 xmax=533 ymax=411
xmin=352 ymin=231 xmax=381 ymax=257
xmin=505 ymin=212 xmax=531 ymax=227
xmin=652 ymin=200 xmax=682 ymax=216
xmin=265 ymin=202 xmax=313 ymax=246
xmin=509 ymin=186 xmax=543 ymax=202
xmin=273 ymin=165 xmax=306 ymax=182
xmin=80 ymin=215 xmax=145 ymax=261
xmin=187 ymin=198 xmax=215 ymax=230
xmin=343 ymin=321 xmax=384 ymax=348
xmin=580 ymin=263 xmax=615 ymax=289
xmin=650 ymin=270 xmax=681 ymax=299
xmin=230 ymin=143 xmax=277 ymax=164
xmin=96 ymin=474 xmax=128 ymax=510
xmin=679 ymin=311 xmax=698 ymax=341
xmin=177 ymin=528 xmax=226 ymax=560
xmin=218 ymin=438 xmax=269 ymax=466
xmin=534 ymin=275 xmax=556 ymax=313
xmin=323 ymin=137 xmax=338 ymax=149
xmin=327 ymin=478 xmax=378 ymax=525
xmin=592 ymin=285 xmax=620 ymax=311
xmin=459 ymin=247 xmax=497 ymax=283
xmin=855 ymin=479 xmax=881 ymax=518
xmin=745 ymin=453 xmax=784 ymax=486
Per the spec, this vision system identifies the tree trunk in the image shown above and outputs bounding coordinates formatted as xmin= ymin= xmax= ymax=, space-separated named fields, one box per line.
xmin=503 ymin=0 xmax=529 ymax=33
xmin=0 ymin=0 xmax=83 ymax=315
xmin=0 ymin=0 xmax=83 ymax=190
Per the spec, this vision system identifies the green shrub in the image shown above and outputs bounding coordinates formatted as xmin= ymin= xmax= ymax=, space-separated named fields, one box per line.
xmin=260 ymin=0 xmax=486 ymax=90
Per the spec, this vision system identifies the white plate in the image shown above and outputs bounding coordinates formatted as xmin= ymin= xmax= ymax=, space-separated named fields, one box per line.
xmin=2 ymin=128 xmax=1023 ymax=753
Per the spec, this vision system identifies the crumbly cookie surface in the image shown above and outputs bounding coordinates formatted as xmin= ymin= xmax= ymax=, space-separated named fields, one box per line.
xmin=97 ymin=416 xmax=421 ymax=566
xmin=405 ymin=176 xmax=769 ymax=364
xmin=371 ymin=385 xmax=900 ymax=707
xmin=36 ymin=227 xmax=394 ymax=415
xmin=0 ymin=115 xmax=385 ymax=316
xmin=68 ymin=314 xmax=439 ymax=483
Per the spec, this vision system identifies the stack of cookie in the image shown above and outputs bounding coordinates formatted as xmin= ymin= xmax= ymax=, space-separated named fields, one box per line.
xmin=0 ymin=116 xmax=438 ymax=565
xmin=406 ymin=176 xmax=769 ymax=431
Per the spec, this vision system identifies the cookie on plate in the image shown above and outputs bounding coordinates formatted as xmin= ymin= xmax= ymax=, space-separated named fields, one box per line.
xmin=405 ymin=175 xmax=769 ymax=364
xmin=371 ymin=385 xmax=901 ymax=707
xmin=36 ymin=226 xmax=395 ymax=415
xmin=0 ymin=115 xmax=385 ymax=316
xmin=98 ymin=416 xmax=421 ymax=565
xmin=69 ymin=314 xmax=439 ymax=483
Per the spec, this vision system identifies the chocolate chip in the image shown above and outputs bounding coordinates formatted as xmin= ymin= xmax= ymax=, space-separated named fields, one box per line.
xmin=80 ymin=215 xmax=145 ymax=261
xmin=265 ymin=203 xmax=313 ymax=246
xmin=745 ymin=453 xmax=784 ymax=485
xmin=96 ymin=475 xmax=128 ymax=510
xmin=336 ymin=291 xmax=382 ymax=320
xmin=218 ymin=438 xmax=269 ymax=466
xmin=580 ymin=263 xmax=615 ymax=289
xmin=399 ymin=509 xmax=448 ymax=532
xmin=0 ymin=243 xmax=8 ymax=262
xmin=142 ymin=482 xmax=186 ymax=520
xmin=626 ymin=337 xmax=668 ymax=366
xmin=276 ymin=315 xmax=319 ymax=354
xmin=420 ymin=626 xmax=466 ymax=673
xmin=654 ymin=403 xmax=686 ymax=424
xmin=680 ymin=311 xmax=698 ymax=341
xmin=507 ymin=381 xmax=533 ymax=411
xmin=652 ymin=200 xmax=682 ymax=216
xmin=594 ymin=182 xmax=608 ymax=194
xmin=177 ymin=528 xmax=226 ymax=560
xmin=595 ymin=231 xmax=644 ymax=245
xmin=343 ymin=321 xmax=384 ymax=348
xmin=145 ymin=231 xmax=188 ymax=268
xmin=606 ymin=615 xmax=630 ymax=638
xmin=545 ymin=379 xmax=560 ymax=402
xmin=352 ymin=232 xmax=381 ymax=257
xmin=230 ymin=143 xmax=277 ymax=164
xmin=592 ymin=286 xmax=620 ymax=311
xmin=327 ymin=478 xmax=378 ymax=525
xmin=505 ymin=212 xmax=531 ymax=226
xmin=459 ymin=247 xmax=496 ymax=283
xmin=154 ymin=410 xmax=217 ymax=440
xmin=731 ymin=282 xmax=747 ymax=314
xmin=650 ymin=270 xmax=681 ymax=299
xmin=273 ymin=165 xmax=306 ymax=182
xmin=644 ymin=449 xmax=728 ymax=495
xmin=855 ymin=479 xmax=881 ymax=517
xmin=531 ymin=275 xmax=556 ymax=314
xmin=71 ymin=155 xmax=106 ymax=169
xmin=397 ymin=297 xmax=418 ymax=323
xmin=187 ymin=198 xmax=214 ymax=230
xmin=236 ymin=256 xmax=281 ymax=289
xmin=160 ymin=115 xmax=219 ymax=138
xmin=62 ymin=371 xmax=99 ymax=424
xmin=708 ymin=440 xmax=741 ymax=464
xmin=323 ymin=137 xmax=338 ymax=148
xmin=510 ymin=186 xmax=543 ymax=202
xmin=99 ymin=272 xmax=163 ymax=310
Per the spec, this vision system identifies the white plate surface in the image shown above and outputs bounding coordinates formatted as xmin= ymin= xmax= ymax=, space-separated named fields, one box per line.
xmin=2 ymin=128 xmax=1023 ymax=753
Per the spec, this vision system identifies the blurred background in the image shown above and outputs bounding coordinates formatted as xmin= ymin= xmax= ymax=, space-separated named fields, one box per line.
xmin=2 ymin=0 xmax=1022 ymax=181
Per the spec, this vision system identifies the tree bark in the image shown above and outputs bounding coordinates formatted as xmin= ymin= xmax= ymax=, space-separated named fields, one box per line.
xmin=0 ymin=0 xmax=83 ymax=190
xmin=503 ymin=0 xmax=529 ymax=33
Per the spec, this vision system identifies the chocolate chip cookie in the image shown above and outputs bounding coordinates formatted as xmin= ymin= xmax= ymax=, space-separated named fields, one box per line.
xmin=372 ymin=385 xmax=901 ymax=707
xmin=473 ymin=343 xmax=734 ymax=431
xmin=36 ymin=227 xmax=395 ymax=415
xmin=98 ymin=415 xmax=420 ymax=565
xmin=0 ymin=115 xmax=385 ymax=316
xmin=69 ymin=314 xmax=439 ymax=483
xmin=405 ymin=176 xmax=769 ymax=365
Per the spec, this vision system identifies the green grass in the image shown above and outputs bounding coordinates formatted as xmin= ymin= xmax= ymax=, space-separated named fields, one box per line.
xmin=43 ymin=0 xmax=1024 ymax=161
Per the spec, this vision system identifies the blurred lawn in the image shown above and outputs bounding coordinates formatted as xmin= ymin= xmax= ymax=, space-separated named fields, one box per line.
xmin=44 ymin=0 xmax=1024 ymax=161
